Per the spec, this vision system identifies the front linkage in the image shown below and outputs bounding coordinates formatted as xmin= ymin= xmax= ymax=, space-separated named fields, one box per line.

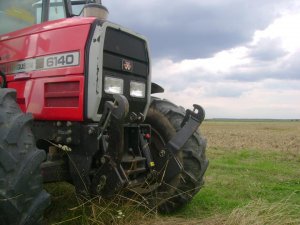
xmin=92 ymin=94 xmax=205 ymax=197
xmin=91 ymin=94 xmax=129 ymax=196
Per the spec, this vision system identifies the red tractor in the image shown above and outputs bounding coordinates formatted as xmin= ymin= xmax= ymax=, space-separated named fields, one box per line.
xmin=0 ymin=1 xmax=208 ymax=224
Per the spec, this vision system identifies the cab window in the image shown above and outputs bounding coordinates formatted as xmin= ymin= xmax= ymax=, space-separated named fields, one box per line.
xmin=48 ymin=0 xmax=66 ymax=21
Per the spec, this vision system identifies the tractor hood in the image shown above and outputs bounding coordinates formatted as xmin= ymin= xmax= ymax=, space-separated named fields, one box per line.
xmin=0 ymin=17 xmax=96 ymax=64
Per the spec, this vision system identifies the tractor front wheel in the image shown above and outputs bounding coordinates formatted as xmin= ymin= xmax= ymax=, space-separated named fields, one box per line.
xmin=145 ymin=98 xmax=208 ymax=213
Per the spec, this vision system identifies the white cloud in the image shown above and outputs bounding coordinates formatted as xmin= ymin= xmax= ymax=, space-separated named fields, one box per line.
xmin=152 ymin=10 xmax=300 ymax=119
xmin=252 ymin=12 xmax=300 ymax=53
xmin=152 ymin=46 xmax=250 ymax=81
xmin=154 ymin=80 xmax=300 ymax=119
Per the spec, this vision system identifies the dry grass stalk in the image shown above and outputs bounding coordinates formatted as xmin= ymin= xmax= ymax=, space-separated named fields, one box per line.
xmin=225 ymin=198 xmax=300 ymax=225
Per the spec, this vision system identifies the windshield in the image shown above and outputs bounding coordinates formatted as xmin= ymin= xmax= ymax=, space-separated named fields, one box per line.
xmin=71 ymin=0 xmax=85 ymax=15
xmin=0 ymin=0 xmax=93 ymax=36
xmin=0 ymin=0 xmax=41 ymax=35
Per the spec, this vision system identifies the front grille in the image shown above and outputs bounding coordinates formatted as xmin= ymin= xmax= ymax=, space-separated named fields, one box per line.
xmin=103 ymin=27 xmax=149 ymax=77
xmin=99 ymin=27 xmax=150 ymax=116
xmin=104 ymin=28 xmax=148 ymax=62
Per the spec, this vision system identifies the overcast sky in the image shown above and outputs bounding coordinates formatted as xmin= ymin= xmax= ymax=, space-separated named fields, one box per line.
xmin=104 ymin=0 xmax=300 ymax=119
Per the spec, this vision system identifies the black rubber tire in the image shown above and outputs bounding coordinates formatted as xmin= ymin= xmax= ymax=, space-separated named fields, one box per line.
xmin=145 ymin=98 xmax=208 ymax=213
xmin=0 ymin=89 xmax=50 ymax=225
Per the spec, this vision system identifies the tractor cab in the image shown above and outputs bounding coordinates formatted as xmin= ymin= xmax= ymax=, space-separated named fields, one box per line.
xmin=0 ymin=0 xmax=108 ymax=36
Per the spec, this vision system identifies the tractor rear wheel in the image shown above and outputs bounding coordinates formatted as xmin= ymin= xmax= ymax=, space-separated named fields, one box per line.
xmin=0 ymin=89 xmax=50 ymax=225
xmin=145 ymin=98 xmax=208 ymax=213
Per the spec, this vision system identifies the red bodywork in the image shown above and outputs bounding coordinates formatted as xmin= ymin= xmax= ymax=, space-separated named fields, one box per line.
xmin=0 ymin=17 xmax=96 ymax=121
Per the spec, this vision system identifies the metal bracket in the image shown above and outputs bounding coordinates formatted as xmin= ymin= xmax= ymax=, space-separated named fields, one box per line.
xmin=167 ymin=104 xmax=205 ymax=153
xmin=92 ymin=94 xmax=129 ymax=196
xmin=164 ymin=104 xmax=205 ymax=182
xmin=91 ymin=156 xmax=128 ymax=197
xmin=97 ymin=94 xmax=129 ymax=140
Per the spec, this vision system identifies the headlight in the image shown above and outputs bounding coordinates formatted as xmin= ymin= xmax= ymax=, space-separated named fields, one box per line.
xmin=104 ymin=77 xmax=124 ymax=94
xmin=130 ymin=81 xmax=146 ymax=98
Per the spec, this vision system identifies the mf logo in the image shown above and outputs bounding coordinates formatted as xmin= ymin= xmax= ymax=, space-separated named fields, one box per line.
xmin=122 ymin=59 xmax=133 ymax=72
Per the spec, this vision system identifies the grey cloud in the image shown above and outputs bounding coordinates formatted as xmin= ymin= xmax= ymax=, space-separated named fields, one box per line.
xmin=202 ymin=81 xmax=252 ymax=98
xmin=263 ymin=80 xmax=300 ymax=91
xmin=154 ymin=74 xmax=206 ymax=91
xmin=228 ymin=51 xmax=300 ymax=82
xmin=249 ymin=38 xmax=288 ymax=61
xmin=104 ymin=0 xmax=293 ymax=60
xmin=282 ymin=52 xmax=300 ymax=80
xmin=204 ymin=87 xmax=246 ymax=98
xmin=154 ymin=49 xmax=300 ymax=93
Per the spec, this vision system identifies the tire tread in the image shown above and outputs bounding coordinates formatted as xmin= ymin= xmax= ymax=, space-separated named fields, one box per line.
xmin=149 ymin=98 xmax=208 ymax=213
xmin=0 ymin=89 xmax=50 ymax=225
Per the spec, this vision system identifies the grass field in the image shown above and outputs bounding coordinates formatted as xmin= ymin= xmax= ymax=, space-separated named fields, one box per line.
xmin=44 ymin=121 xmax=300 ymax=225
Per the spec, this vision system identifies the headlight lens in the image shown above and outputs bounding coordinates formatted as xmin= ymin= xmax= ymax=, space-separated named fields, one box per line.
xmin=130 ymin=81 xmax=146 ymax=98
xmin=104 ymin=77 xmax=124 ymax=94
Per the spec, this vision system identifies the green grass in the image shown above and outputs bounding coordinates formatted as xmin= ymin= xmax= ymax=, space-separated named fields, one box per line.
xmin=44 ymin=121 xmax=300 ymax=225
xmin=179 ymin=148 xmax=300 ymax=219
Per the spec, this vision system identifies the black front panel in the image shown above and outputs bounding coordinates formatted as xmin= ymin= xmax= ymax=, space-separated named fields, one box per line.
xmin=99 ymin=27 xmax=150 ymax=116
xmin=104 ymin=28 xmax=148 ymax=62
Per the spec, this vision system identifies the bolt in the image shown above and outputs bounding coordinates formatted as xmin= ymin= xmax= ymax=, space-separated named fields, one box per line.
xmin=56 ymin=136 xmax=62 ymax=142
xmin=67 ymin=129 xmax=72 ymax=135
xmin=66 ymin=121 xmax=72 ymax=127
xmin=96 ymin=175 xmax=107 ymax=193
xmin=138 ymin=113 xmax=144 ymax=121
xmin=56 ymin=121 xmax=62 ymax=127
xmin=101 ymin=157 xmax=106 ymax=164
xmin=159 ymin=149 xmax=166 ymax=158
xmin=88 ymin=127 xmax=95 ymax=135
xmin=66 ymin=137 xmax=72 ymax=143
xmin=130 ymin=112 xmax=137 ymax=121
